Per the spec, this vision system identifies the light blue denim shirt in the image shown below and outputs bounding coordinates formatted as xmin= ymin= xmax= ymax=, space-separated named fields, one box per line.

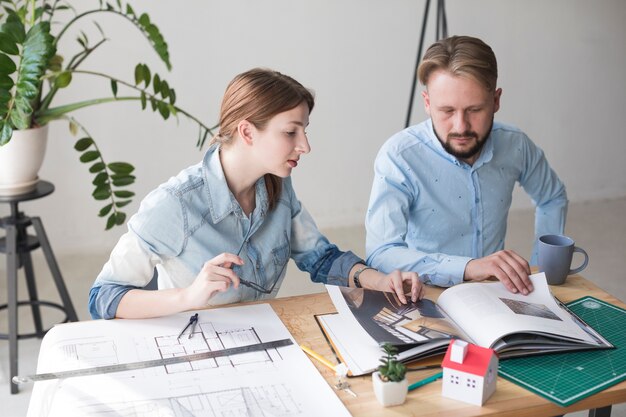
xmin=366 ymin=120 xmax=567 ymax=287
xmin=89 ymin=145 xmax=361 ymax=319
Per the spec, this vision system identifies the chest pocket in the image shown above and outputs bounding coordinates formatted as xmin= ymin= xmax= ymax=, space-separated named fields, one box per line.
xmin=271 ymin=231 xmax=291 ymax=267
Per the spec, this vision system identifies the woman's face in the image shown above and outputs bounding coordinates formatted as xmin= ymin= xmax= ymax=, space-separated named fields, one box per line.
xmin=252 ymin=102 xmax=311 ymax=178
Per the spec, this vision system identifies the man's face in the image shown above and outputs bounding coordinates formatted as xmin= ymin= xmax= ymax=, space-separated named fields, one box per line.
xmin=422 ymin=70 xmax=501 ymax=165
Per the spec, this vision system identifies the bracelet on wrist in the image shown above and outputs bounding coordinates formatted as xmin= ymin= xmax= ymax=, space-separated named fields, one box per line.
xmin=353 ymin=266 xmax=376 ymax=288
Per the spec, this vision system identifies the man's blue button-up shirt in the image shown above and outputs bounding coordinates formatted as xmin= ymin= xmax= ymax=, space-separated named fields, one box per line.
xmin=365 ymin=120 xmax=567 ymax=287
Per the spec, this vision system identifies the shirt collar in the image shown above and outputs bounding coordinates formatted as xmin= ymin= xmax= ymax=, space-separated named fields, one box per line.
xmin=203 ymin=145 xmax=269 ymax=223
xmin=424 ymin=118 xmax=494 ymax=170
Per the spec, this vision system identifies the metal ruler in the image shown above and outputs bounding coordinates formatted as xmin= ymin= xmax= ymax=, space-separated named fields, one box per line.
xmin=13 ymin=338 xmax=293 ymax=384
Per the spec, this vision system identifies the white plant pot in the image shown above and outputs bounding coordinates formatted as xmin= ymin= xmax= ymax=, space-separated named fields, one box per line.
xmin=372 ymin=371 xmax=408 ymax=407
xmin=0 ymin=125 xmax=48 ymax=196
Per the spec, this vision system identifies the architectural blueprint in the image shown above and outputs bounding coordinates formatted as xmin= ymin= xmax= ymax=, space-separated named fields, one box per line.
xmin=26 ymin=304 xmax=350 ymax=417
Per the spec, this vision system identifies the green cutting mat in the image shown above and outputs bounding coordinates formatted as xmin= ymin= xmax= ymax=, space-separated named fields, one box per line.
xmin=498 ymin=296 xmax=626 ymax=407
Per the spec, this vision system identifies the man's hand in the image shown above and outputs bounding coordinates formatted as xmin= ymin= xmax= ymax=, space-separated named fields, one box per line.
xmin=464 ymin=250 xmax=533 ymax=295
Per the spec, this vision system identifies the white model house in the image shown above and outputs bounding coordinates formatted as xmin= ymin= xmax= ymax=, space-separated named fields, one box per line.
xmin=441 ymin=339 xmax=498 ymax=406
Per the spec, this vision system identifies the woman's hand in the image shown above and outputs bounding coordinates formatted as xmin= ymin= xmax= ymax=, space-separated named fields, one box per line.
xmin=379 ymin=270 xmax=424 ymax=304
xmin=182 ymin=253 xmax=244 ymax=310
xmin=354 ymin=266 xmax=424 ymax=304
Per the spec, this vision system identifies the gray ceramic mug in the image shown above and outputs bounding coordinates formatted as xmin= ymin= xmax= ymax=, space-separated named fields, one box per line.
xmin=538 ymin=234 xmax=589 ymax=285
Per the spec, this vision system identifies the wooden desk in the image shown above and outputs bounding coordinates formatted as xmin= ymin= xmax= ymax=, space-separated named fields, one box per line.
xmin=265 ymin=275 xmax=626 ymax=417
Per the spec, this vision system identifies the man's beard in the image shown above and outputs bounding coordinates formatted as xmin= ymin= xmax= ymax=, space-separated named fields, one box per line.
xmin=434 ymin=118 xmax=493 ymax=161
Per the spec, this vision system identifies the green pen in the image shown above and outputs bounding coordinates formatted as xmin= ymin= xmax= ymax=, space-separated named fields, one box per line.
xmin=408 ymin=371 xmax=444 ymax=391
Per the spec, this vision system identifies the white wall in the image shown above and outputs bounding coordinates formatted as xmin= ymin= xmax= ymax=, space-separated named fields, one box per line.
xmin=3 ymin=0 xmax=625 ymax=253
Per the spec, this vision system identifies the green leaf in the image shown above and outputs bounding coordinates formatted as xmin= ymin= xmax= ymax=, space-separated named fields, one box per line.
xmin=140 ymin=91 xmax=146 ymax=110
xmin=115 ymin=200 xmax=132 ymax=208
xmin=3 ymin=20 xmax=55 ymax=132
xmin=105 ymin=213 xmax=116 ymax=230
xmin=157 ymin=101 xmax=170 ymax=119
xmin=134 ymin=63 xmax=143 ymax=85
xmin=115 ymin=212 xmax=126 ymax=225
xmin=112 ymin=176 xmax=135 ymax=186
xmin=138 ymin=13 xmax=150 ymax=27
xmin=74 ymin=137 xmax=94 ymax=151
xmin=0 ymin=53 xmax=17 ymax=73
xmin=0 ymin=34 xmax=18 ymax=55
xmin=159 ymin=80 xmax=169 ymax=99
xmin=99 ymin=203 xmax=113 ymax=217
xmin=89 ymin=162 xmax=106 ymax=173
xmin=113 ymin=190 xmax=135 ymax=198
xmin=0 ymin=74 xmax=14 ymax=89
xmin=3 ymin=13 xmax=26 ymax=43
xmin=93 ymin=185 xmax=111 ymax=200
xmin=54 ymin=71 xmax=72 ymax=88
xmin=92 ymin=172 xmax=108 ymax=186
xmin=141 ymin=64 xmax=151 ymax=88
xmin=168 ymin=88 xmax=176 ymax=105
xmin=108 ymin=162 xmax=134 ymax=174
xmin=152 ymin=73 xmax=161 ymax=95
xmin=79 ymin=150 xmax=101 ymax=162
xmin=126 ymin=4 xmax=135 ymax=16
xmin=110 ymin=79 xmax=118 ymax=97
xmin=0 ymin=122 xmax=13 ymax=146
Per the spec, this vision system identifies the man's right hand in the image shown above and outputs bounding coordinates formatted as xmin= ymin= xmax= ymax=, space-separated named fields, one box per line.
xmin=464 ymin=250 xmax=533 ymax=295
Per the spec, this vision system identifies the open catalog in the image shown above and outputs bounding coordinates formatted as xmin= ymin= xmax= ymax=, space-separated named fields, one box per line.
xmin=318 ymin=273 xmax=612 ymax=376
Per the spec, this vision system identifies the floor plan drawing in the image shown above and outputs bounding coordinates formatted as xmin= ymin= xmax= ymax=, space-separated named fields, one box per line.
xmin=155 ymin=323 xmax=277 ymax=374
xmin=78 ymin=384 xmax=301 ymax=417
xmin=26 ymin=304 xmax=351 ymax=417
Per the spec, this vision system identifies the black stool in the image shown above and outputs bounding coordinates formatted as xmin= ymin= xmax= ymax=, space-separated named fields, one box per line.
xmin=0 ymin=180 xmax=78 ymax=394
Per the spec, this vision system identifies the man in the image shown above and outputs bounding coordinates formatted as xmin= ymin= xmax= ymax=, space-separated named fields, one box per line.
xmin=365 ymin=35 xmax=567 ymax=295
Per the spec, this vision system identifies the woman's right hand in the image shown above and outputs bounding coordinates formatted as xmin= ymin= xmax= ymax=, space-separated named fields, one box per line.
xmin=182 ymin=253 xmax=244 ymax=310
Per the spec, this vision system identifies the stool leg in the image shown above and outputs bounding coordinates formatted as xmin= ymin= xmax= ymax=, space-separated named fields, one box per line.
xmin=6 ymin=224 xmax=19 ymax=394
xmin=22 ymin=251 xmax=44 ymax=336
xmin=30 ymin=217 xmax=78 ymax=322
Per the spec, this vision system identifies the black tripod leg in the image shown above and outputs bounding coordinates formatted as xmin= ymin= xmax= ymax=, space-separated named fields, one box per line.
xmin=30 ymin=217 xmax=78 ymax=322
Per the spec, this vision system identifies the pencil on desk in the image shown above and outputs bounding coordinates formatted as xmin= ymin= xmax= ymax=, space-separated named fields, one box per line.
xmin=300 ymin=345 xmax=336 ymax=372
xmin=408 ymin=371 xmax=443 ymax=391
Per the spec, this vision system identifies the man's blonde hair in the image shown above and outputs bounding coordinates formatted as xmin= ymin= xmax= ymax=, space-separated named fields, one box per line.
xmin=418 ymin=35 xmax=498 ymax=91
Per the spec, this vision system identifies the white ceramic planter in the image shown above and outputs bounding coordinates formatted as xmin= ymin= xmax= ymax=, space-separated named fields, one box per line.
xmin=0 ymin=125 xmax=48 ymax=196
xmin=372 ymin=371 xmax=408 ymax=407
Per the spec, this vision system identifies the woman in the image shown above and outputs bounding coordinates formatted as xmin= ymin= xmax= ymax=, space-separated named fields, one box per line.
xmin=89 ymin=68 xmax=424 ymax=320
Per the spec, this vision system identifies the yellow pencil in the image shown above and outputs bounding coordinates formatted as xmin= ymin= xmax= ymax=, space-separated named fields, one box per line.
xmin=300 ymin=344 xmax=336 ymax=371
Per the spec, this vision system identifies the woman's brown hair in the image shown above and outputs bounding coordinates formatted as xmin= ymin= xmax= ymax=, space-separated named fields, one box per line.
xmin=210 ymin=68 xmax=315 ymax=210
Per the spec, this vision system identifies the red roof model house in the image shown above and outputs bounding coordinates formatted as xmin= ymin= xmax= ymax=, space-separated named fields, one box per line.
xmin=441 ymin=339 xmax=498 ymax=406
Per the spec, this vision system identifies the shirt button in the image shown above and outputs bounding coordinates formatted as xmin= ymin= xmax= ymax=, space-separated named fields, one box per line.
xmin=475 ymin=198 xmax=479 ymax=203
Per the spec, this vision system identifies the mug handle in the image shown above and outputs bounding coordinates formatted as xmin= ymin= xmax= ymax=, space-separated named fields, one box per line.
xmin=569 ymin=246 xmax=589 ymax=275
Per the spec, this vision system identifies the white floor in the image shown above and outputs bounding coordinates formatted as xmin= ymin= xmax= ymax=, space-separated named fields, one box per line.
xmin=1 ymin=198 xmax=625 ymax=416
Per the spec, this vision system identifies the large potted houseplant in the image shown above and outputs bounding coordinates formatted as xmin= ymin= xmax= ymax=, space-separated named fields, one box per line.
xmin=0 ymin=0 xmax=214 ymax=229
xmin=372 ymin=342 xmax=408 ymax=407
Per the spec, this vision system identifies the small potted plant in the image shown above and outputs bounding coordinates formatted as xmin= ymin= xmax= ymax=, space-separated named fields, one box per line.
xmin=372 ymin=342 xmax=408 ymax=407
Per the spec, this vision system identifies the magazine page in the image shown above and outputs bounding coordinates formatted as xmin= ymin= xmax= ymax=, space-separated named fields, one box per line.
xmin=322 ymin=285 xmax=459 ymax=375
xmin=436 ymin=273 xmax=599 ymax=349
xmin=326 ymin=285 xmax=460 ymax=347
